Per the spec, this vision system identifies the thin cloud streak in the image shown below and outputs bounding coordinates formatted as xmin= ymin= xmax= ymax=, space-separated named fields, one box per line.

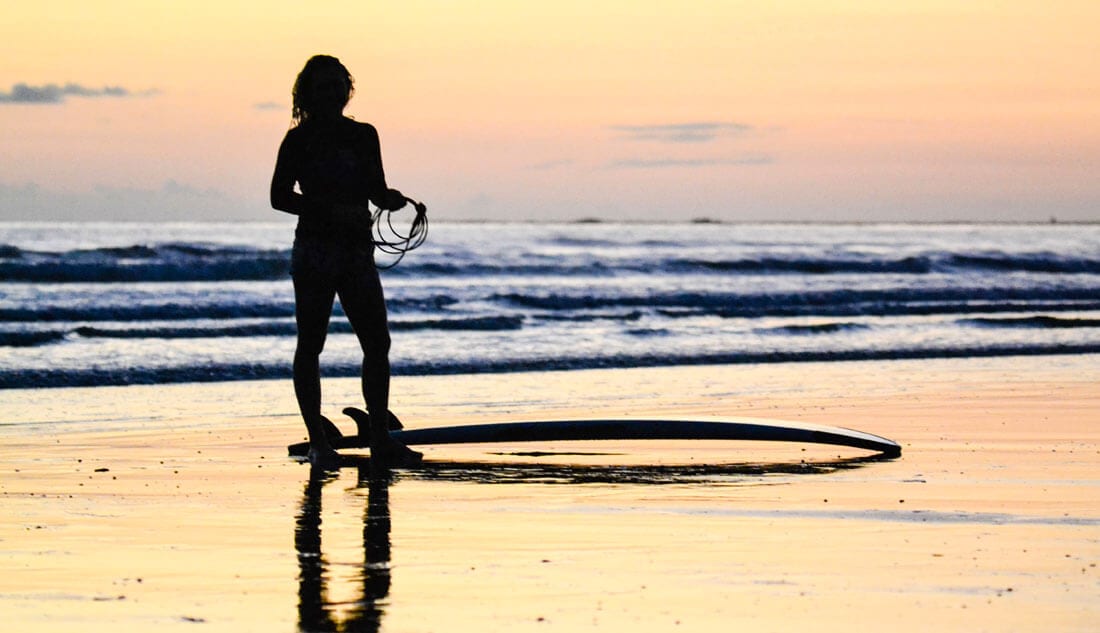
xmin=609 ymin=155 xmax=772 ymax=169
xmin=0 ymin=179 xmax=268 ymax=222
xmin=610 ymin=122 xmax=753 ymax=143
xmin=0 ymin=82 xmax=157 ymax=104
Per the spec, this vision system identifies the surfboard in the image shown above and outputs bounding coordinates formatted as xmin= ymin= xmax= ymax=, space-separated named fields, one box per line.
xmin=286 ymin=407 xmax=902 ymax=458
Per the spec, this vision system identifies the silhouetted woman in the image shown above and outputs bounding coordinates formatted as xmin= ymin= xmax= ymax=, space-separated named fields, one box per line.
xmin=271 ymin=54 xmax=422 ymax=468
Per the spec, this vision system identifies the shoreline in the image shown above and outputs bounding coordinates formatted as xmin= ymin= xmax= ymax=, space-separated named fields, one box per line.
xmin=4 ymin=352 xmax=1098 ymax=428
xmin=2 ymin=355 xmax=1098 ymax=631
xmin=6 ymin=346 xmax=1100 ymax=391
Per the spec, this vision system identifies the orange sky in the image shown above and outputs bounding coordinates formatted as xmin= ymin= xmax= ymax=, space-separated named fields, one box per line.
xmin=1 ymin=1 xmax=1097 ymax=221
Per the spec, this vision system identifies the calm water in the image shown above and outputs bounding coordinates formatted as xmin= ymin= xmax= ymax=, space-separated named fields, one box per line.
xmin=1 ymin=221 xmax=1098 ymax=388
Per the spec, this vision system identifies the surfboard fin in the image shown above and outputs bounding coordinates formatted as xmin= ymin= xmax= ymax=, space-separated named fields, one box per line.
xmin=342 ymin=407 xmax=404 ymax=433
xmin=319 ymin=415 xmax=343 ymax=440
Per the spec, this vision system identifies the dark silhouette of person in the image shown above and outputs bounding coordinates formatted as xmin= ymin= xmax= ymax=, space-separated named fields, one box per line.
xmin=271 ymin=54 xmax=422 ymax=469
xmin=295 ymin=465 xmax=393 ymax=631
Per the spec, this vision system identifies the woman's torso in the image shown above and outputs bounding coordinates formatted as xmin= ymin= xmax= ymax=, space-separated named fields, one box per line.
xmin=291 ymin=118 xmax=384 ymax=241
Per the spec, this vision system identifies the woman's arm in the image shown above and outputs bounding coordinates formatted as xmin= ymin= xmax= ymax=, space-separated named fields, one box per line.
xmin=360 ymin=123 xmax=407 ymax=211
xmin=271 ymin=131 xmax=336 ymax=216
xmin=270 ymin=133 xmax=308 ymax=216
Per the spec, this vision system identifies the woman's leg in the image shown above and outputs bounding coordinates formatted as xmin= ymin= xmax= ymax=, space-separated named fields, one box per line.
xmin=337 ymin=264 xmax=421 ymax=466
xmin=335 ymin=264 xmax=391 ymax=442
xmin=293 ymin=274 xmax=338 ymax=450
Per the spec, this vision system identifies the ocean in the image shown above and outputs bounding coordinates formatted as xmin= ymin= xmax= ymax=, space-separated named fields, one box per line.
xmin=1 ymin=221 xmax=1098 ymax=389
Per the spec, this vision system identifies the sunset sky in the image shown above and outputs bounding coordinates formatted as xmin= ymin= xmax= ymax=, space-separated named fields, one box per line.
xmin=1 ymin=1 xmax=1097 ymax=222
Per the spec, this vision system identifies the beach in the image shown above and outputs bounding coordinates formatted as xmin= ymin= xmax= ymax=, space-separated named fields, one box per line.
xmin=2 ymin=355 xmax=1097 ymax=631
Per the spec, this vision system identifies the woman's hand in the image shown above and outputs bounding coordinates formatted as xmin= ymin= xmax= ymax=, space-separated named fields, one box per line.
xmin=379 ymin=189 xmax=408 ymax=211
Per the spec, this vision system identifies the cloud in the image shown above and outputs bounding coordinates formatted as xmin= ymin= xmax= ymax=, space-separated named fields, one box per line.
xmin=0 ymin=82 xmax=156 ymax=104
xmin=609 ymin=122 xmax=753 ymax=143
xmin=253 ymin=101 xmax=284 ymax=111
xmin=608 ymin=155 xmax=772 ymax=169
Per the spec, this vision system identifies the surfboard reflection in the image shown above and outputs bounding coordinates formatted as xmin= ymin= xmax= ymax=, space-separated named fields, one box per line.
xmin=296 ymin=464 xmax=392 ymax=632
xmin=335 ymin=453 xmax=889 ymax=485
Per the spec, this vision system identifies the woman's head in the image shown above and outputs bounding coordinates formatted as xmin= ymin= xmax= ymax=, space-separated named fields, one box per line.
xmin=292 ymin=55 xmax=354 ymax=124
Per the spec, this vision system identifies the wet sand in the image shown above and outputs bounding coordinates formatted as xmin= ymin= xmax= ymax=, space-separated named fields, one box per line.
xmin=2 ymin=356 xmax=1098 ymax=631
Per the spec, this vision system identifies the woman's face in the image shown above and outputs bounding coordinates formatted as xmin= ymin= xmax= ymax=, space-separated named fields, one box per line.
xmin=309 ymin=66 xmax=349 ymax=117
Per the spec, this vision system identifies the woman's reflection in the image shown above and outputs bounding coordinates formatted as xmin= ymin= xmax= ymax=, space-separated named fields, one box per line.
xmin=296 ymin=463 xmax=393 ymax=632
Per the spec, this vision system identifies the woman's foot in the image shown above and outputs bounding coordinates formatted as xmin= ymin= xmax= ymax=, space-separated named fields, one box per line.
xmin=306 ymin=442 xmax=342 ymax=470
xmin=302 ymin=414 xmax=342 ymax=469
xmin=371 ymin=439 xmax=423 ymax=468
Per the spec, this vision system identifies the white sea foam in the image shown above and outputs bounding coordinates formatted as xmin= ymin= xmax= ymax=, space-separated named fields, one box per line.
xmin=2 ymin=221 xmax=1099 ymax=387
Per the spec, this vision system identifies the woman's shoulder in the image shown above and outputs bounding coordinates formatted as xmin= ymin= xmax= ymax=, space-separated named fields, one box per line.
xmin=349 ymin=119 xmax=379 ymax=138
xmin=279 ymin=124 xmax=307 ymax=146
xmin=281 ymin=118 xmax=378 ymax=146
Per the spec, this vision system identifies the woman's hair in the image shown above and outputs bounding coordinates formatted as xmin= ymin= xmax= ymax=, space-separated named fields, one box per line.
xmin=291 ymin=55 xmax=355 ymax=124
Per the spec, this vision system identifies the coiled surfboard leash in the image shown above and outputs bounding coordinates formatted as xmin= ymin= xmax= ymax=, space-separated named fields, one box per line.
xmin=371 ymin=196 xmax=428 ymax=269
